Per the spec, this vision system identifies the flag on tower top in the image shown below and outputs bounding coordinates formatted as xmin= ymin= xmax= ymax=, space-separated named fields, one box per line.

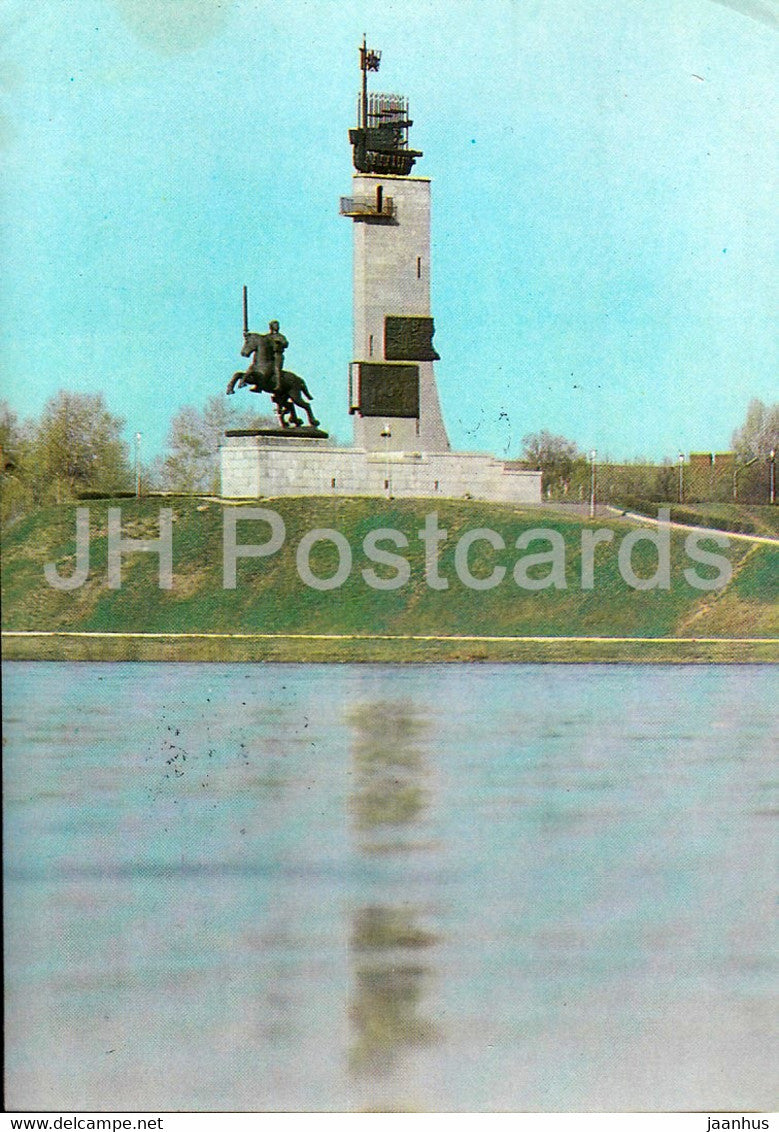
xmin=360 ymin=43 xmax=381 ymax=72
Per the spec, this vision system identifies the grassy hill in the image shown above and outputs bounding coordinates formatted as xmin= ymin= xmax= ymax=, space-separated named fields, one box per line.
xmin=2 ymin=496 xmax=777 ymax=661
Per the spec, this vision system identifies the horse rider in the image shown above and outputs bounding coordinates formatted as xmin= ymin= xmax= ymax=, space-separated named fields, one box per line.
xmin=266 ymin=320 xmax=288 ymax=392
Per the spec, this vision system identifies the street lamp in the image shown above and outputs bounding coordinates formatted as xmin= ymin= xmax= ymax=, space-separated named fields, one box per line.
xmin=589 ymin=450 xmax=597 ymax=519
xmin=678 ymin=452 xmax=684 ymax=504
xmin=770 ymin=449 xmax=776 ymax=505
xmin=380 ymin=423 xmax=392 ymax=500
xmin=135 ymin=432 xmax=142 ymax=499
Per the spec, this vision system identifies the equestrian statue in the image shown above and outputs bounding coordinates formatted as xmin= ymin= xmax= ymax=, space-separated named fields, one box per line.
xmin=226 ymin=290 xmax=320 ymax=430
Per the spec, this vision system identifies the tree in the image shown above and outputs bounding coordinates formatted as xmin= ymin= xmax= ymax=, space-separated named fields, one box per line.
xmin=0 ymin=401 xmax=35 ymax=523
xmin=159 ymin=396 xmax=275 ymax=493
xmin=522 ymin=430 xmax=586 ymax=497
xmin=0 ymin=401 xmax=27 ymax=469
xmin=31 ymin=391 xmax=131 ymax=503
xmin=731 ymin=398 xmax=779 ymax=460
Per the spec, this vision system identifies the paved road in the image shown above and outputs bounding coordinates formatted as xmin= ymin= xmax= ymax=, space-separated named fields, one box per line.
xmin=604 ymin=505 xmax=779 ymax=547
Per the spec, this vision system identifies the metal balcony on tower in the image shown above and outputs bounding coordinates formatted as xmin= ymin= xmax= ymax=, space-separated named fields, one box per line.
xmin=339 ymin=193 xmax=395 ymax=220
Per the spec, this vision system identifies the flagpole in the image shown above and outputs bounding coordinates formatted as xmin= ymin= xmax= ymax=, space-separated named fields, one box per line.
xmin=361 ymin=33 xmax=368 ymax=130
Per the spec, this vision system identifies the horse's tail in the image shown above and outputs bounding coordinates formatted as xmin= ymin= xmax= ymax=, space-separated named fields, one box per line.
xmin=299 ymin=379 xmax=314 ymax=400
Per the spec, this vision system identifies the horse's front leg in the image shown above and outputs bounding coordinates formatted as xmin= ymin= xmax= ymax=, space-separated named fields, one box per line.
xmin=227 ymin=371 xmax=245 ymax=395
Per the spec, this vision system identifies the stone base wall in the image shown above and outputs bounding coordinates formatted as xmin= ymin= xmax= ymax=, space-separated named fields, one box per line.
xmin=221 ymin=435 xmax=542 ymax=504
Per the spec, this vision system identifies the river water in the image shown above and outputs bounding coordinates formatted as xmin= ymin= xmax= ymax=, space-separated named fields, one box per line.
xmin=3 ymin=662 xmax=776 ymax=1112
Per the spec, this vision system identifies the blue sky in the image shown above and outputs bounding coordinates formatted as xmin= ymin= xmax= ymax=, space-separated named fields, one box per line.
xmin=1 ymin=0 xmax=776 ymax=462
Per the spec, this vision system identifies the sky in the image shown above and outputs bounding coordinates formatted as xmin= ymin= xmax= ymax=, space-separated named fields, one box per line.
xmin=1 ymin=0 xmax=776 ymax=463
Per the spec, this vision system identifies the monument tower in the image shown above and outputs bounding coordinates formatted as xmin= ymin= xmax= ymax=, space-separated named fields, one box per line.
xmin=220 ymin=43 xmax=540 ymax=504
xmin=340 ymin=39 xmax=450 ymax=453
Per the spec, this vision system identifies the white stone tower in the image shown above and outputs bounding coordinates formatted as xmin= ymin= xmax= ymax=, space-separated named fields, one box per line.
xmin=340 ymin=45 xmax=450 ymax=453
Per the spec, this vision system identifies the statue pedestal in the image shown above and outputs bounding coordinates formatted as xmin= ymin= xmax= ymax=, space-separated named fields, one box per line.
xmin=222 ymin=429 xmax=334 ymax=497
xmin=225 ymin=427 xmax=329 ymax=440
xmin=221 ymin=431 xmax=542 ymax=503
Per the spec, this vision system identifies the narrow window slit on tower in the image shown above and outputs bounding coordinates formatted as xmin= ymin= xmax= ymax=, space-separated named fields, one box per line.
xmin=417 ymin=256 xmax=421 ymax=278
xmin=376 ymin=185 xmax=383 ymax=213
xmin=369 ymin=334 xmax=374 ymax=356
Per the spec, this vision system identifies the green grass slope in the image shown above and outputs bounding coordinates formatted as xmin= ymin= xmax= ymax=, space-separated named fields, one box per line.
xmin=3 ymin=497 xmax=776 ymax=663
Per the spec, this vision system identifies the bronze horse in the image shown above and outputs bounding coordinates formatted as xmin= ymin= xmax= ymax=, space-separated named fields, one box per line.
xmin=227 ymin=332 xmax=319 ymax=429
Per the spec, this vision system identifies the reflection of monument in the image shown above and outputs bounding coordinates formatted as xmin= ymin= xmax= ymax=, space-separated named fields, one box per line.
xmin=220 ymin=44 xmax=541 ymax=503
xmin=346 ymin=699 xmax=439 ymax=1106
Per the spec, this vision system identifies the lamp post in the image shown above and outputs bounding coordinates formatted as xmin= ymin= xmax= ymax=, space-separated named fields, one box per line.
xmin=380 ymin=424 xmax=392 ymax=500
xmin=678 ymin=452 xmax=684 ymax=504
xmin=770 ymin=449 xmax=776 ymax=505
xmin=135 ymin=432 xmax=142 ymax=499
xmin=589 ymin=450 xmax=597 ymax=519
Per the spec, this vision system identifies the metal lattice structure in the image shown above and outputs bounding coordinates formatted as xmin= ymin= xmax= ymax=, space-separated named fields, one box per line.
xmin=348 ymin=41 xmax=423 ymax=176
xmin=349 ymin=93 xmax=423 ymax=175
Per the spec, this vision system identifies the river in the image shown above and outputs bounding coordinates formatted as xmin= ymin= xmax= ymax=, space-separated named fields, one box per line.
xmin=3 ymin=662 xmax=776 ymax=1111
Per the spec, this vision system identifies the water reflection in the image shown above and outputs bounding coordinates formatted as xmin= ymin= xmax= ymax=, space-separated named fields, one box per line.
xmin=349 ymin=701 xmax=428 ymax=849
xmin=6 ymin=663 xmax=776 ymax=1111
xmin=346 ymin=700 xmax=441 ymax=1101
